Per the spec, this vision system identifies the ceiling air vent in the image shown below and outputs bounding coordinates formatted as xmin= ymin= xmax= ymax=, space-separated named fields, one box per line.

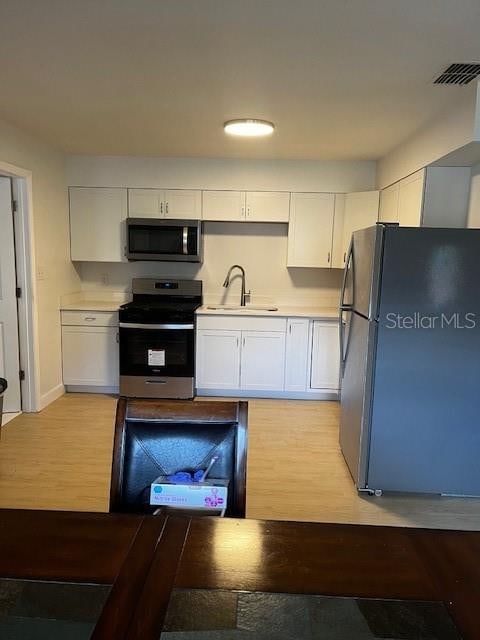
xmin=434 ymin=63 xmax=480 ymax=85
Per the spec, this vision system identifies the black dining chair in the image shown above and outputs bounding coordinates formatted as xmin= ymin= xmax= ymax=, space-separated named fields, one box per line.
xmin=109 ymin=398 xmax=248 ymax=518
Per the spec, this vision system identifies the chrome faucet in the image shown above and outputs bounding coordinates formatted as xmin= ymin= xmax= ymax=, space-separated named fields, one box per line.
xmin=223 ymin=264 xmax=250 ymax=306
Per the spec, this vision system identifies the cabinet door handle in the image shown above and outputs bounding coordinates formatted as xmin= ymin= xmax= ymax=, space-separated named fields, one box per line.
xmin=166 ymin=202 xmax=169 ymax=215
xmin=160 ymin=201 xmax=164 ymax=215
xmin=236 ymin=337 xmax=239 ymax=347
xmin=243 ymin=337 xmax=245 ymax=347
xmin=241 ymin=207 xmax=245 ymax=217
xmin=327 ymin=252 xmax=331 ymax=263
xmin=116 ymin=332 xmax=119 ymax=344
xmin=84 ymin=317 xmax=96 ymax=321
xmin=343 ymin=252 xmax=346 ymax=263
xmin=247 ymin=207 xmax=250 ymax=217
xmin=289 ymin=324 xmax=292 ymax=334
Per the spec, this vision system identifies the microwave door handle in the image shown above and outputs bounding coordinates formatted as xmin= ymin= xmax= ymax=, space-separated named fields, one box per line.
xmin=183 ymin=227 xmax=188 ymax=255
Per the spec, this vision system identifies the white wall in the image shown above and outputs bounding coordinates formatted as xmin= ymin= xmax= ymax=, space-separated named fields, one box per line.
xmin=0 ymin=118 xmax=81 ymax=406
xmin=68 ymin=155 xmax=374 ymax=306
xmin=377 ymin=84 xmax=480 ymax=189
xmin=67 ymin=155 xmax=376 ymax=193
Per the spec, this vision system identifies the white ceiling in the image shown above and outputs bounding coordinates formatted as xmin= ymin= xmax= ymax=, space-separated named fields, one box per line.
xmin=1 ymin=0 xmax=480 ymax=160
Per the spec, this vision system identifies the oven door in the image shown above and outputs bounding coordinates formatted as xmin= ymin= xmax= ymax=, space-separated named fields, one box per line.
xmin=127 ymin=219 xmax=202 ymax=262
xmin=119 ymin=323 xmax=195 ymax=378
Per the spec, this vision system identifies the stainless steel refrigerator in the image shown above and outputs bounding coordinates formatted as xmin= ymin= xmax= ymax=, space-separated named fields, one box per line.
xmin=339 ymin=224 xmax=480 ymax=496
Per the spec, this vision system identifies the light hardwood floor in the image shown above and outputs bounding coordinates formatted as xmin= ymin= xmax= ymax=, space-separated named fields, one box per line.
xmin=1 ymin=393 xmax=480 ymax=530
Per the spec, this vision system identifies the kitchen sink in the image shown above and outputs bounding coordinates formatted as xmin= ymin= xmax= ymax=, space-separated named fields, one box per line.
xmin=207 ymin=305 xmax=278 ymax=312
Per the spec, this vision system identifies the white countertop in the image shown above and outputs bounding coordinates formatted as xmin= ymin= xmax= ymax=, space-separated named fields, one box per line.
xmin=196 ymin=305 xmax=339 ymax=319
xmin=60 ymin=300 xmax=123 ymax=312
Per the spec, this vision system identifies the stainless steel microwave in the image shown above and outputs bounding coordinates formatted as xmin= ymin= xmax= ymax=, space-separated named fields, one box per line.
xmin=126 ymin=218 xmax=202 ymax=262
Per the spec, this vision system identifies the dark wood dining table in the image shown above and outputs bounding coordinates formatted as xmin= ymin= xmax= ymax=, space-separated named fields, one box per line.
xmin=0 ymin=508 xmax=479 ymax=639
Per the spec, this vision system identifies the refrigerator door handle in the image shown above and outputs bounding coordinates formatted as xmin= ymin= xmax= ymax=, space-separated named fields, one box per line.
xmin=339 ymin=239 xmax=353 ymax=310
xmin=338 ymin=308 xmax=350 ymax=377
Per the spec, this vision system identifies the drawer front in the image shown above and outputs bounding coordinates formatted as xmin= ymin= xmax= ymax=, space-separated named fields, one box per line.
xmin=196 ymin=315 xmax=287 ymax=332
xmin=61 ymin=310 xmax=118 ymax=327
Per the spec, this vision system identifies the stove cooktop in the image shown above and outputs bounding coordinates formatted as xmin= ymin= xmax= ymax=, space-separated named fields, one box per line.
xmin=119 ymin=278 xmax=203 ymax=324
xmin=119 ymin=300 xmax=201 ymax=323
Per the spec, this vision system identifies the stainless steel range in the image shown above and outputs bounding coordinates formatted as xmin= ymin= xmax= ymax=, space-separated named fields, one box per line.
xmin=119 ymin=278 xmax=202 ymax=399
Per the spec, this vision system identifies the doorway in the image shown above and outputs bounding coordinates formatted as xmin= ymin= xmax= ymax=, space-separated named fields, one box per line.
xmin=0 ymin=177 xmax=21 ymax=421
xmin=0 ymin=162 xmax=39 ymax=423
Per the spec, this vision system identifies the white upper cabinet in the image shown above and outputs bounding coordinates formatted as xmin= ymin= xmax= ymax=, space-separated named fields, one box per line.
xmin=310 ymin=321 xmax=340 ymax=390
xmin=164 ymin=189 xmax=202 ymax=219
xmin=397 ymin=170 xmax=425 ymax=227
xmin=287 ymin=192 xmax=335 ymax=268
xmin=128 ymin=188 xmax=162 ymax=218
xmin=203 ymin=190 xmax=290 ymax=222
xmin=245 ymin=191 xmax=290 ymax=222
xmin=202 ymin=190 xmax=245 ymax=221
xmin=340 ymin=191 xmax=380 ymax=266
xmin=379 ymin=171 xmax=424 ymax=228
xmin=378 ymin=182 xmax=399 ymax=223
xmin=380 ymin=167 xmax=470 ymax=229
xmin=69 ymin=187 xmax=127 ymax=262
xmin=128 ymin=188 xmax=201 ymax=219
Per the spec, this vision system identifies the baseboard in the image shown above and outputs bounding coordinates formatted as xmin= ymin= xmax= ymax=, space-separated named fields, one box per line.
xmin=196 ymin=388 xmax=339 ymax=400
xmin=1 ymin=411 xmax=21 ymax=426
xmin=65 ymin=385 xmax=119 ymax=395
xmin=39 ymin=383 xmax=65 ymax=410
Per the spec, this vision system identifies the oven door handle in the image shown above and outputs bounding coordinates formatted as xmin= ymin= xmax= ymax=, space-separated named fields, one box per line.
xmin=119 ymin=322 xmax=194 ymax=330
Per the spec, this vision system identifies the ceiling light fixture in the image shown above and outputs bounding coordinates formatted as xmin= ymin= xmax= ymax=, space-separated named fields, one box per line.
xmin=224 ymin=119 xmax=275 ymax=137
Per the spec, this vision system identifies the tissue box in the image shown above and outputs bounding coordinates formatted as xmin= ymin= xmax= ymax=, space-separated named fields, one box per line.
xmin=150 ymin=476 xmax=229 ymax=515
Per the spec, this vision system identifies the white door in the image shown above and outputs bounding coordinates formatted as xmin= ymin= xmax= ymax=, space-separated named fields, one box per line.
xmin=196 ymin=330 xmax=241 ymax=389
xmin=245 ymin=191 xmax=290 ymax=222
xmin=287 ymin=193 xmax=335 ymax=268
xmin=128 ymin=188 xmax=163 ymax=218
xmin=164 ymin=190 xmax=202 ymax=220
xmin=397 ymin=170 xmax=425 ymax=227
xmin=341 ymin=191 xmax=380 ymax=266
xmin=284 ymin=319 xmax=310 ymax=391
xmin=310 ymin=321 xmax=340 ymax=390
xmin=62 ymin=326 xmax=119 ymax=386
xmin=202 ymin=191 xmax=245 ymax=221
xmin=0 ymin=177 xmax=21 ymax=415
xmin=69 ymin=187 xmax=128 ymax=261
xmin=240 ymin=331 xmax=286 ymax=391
xmin=378 ymin=183 xmax=399 ymax=223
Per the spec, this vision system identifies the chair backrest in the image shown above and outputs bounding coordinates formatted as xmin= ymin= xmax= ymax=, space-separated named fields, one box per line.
xmin=110 ymin=398 xmax=248 ymax=517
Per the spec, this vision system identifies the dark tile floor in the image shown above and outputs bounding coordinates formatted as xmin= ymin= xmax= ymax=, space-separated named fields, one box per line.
xmin=0 ymin=578 xmax=110 ymax=640
xmin=161 ymin=589 xmax=463 ymax=640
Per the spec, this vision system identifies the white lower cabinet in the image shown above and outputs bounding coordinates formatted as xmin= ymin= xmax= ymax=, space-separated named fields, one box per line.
xmin=61 ymin=311 xmax=119 ymax=388
xmin=310 ymin=321 xmax=340 ymax=390
xmin=195 ymin=330 xmax=241 ymax=389
xmin=196 ymin=315 xmax=339 ymax=398
xmin=284 ymin=318 xmax=310 ymax=391
xmin=240 ymin=331 xmax=286 ymax=391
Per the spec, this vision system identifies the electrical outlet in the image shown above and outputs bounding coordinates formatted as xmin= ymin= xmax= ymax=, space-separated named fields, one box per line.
xmin=100 ymin=273 xmax=109 ymax=286
xmin=36 ymin=267 xmax=45 ymax=281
